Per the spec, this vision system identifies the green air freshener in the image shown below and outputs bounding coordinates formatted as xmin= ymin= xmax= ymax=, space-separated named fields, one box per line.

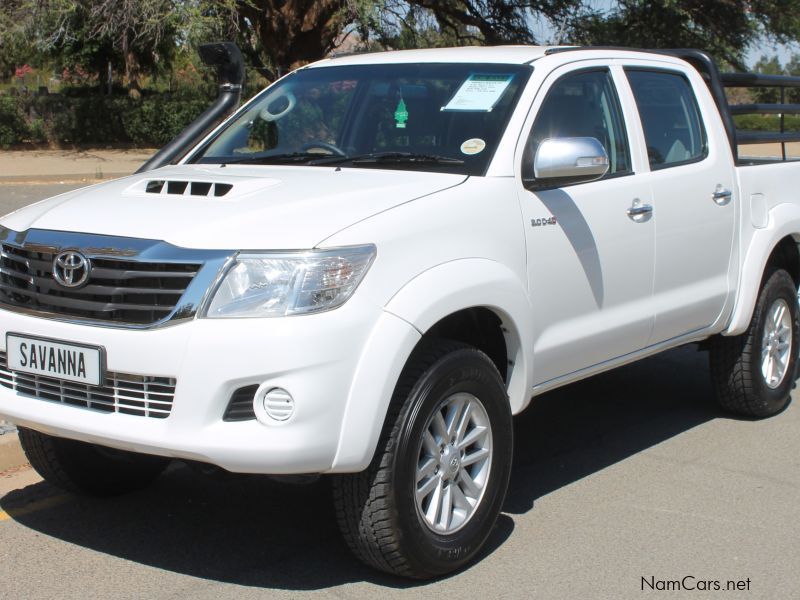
xmin=394 ymin=98 xmax=408 ymax=128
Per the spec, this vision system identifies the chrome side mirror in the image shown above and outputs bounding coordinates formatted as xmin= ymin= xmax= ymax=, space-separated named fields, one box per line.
xmin=528 ymin=137 xmax=609 ymax=187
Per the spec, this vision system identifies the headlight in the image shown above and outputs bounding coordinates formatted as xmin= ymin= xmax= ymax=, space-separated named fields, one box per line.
xmin=204 ymin=244 xmax=376 ymax=318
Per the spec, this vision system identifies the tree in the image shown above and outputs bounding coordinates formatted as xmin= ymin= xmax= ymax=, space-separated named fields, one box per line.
xmin=82 ymin=0 xmax=183 ymax=97
xmin=226 ymin=1 xmax=800 ymax=77
xmin=220 ymin=0 xmax=351 ymax=76
xmin=219 ymin=0 xmax=583 ymax=75
xmin=1 ymin=0 xmax=184 ymax=96
xmin=565 ymin=0 xmax=800 ymax=71
xmin=403 ymin=1 xmax=587 ymax=45
xmin=6 ymin=0 xmax=800 ymax=93
xmin=356 ymin=2 xmax=476 ymax=51
xmin=0 ymin=0 xmax=38 ymax=80
xmin=751 ymin=53 xmax=800 ymax=103
xmin=404 ymin=0 xmax=535 ymax=45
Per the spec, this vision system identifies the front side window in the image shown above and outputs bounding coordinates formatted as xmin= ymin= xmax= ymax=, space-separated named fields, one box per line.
xmin=191 ymin=63 xmax=532 ymax=176
xmin=625 ymin=69 xmax=707 ymax=169
xmin=523 ymin=69 xmax=631 ymax=182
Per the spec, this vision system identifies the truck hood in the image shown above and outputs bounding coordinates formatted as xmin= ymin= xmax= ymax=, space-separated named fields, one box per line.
xmin=1 ymin=165 xmax=466 ymax=249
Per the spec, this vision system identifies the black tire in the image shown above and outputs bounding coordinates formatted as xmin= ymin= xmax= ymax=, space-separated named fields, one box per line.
xmin=709 ymin=268 xmax=799 ymax=417
xmin=18 ymin=427 xmax=170 ymax=496
xmin=333 ymin=339 xmax=513 ymax=579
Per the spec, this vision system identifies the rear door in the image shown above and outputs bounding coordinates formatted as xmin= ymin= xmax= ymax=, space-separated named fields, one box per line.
xmin=622 ymin=66 xmax=737 ymax=343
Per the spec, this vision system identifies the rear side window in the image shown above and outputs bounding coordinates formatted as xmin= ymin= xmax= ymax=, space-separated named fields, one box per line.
xmin=626 ymin=70 xmax=707 ymax=169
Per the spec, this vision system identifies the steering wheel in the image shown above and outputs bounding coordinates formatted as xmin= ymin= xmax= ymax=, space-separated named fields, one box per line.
xmin=299 ymin=140 xmax=347 ymax=156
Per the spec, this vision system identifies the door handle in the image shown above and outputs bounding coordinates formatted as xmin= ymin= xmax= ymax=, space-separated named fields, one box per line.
xmin=712 ymin=185 xmax=732 ymax=205
xmin=626 ymin=203 xmax=653 ymax=220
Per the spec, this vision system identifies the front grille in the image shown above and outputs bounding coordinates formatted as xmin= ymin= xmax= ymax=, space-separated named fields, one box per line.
xmin=0 ymin=351 xmax=176 ymax=419
xmin=223 ymin=384 xmax=258 ymax=422
xmin=0 ymin=243 xmax=201 ymax=325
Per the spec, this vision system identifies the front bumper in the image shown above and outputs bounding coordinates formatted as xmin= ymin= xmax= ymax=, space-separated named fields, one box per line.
xmin=0 ymin=298 xmax=390 ymax=474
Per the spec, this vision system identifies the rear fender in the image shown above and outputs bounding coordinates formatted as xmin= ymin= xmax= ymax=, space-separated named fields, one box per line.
xmin=724 ymin=203 xmax=800 ymax=335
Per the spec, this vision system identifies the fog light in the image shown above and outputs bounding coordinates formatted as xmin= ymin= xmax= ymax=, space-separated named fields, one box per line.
xmin=254 ymin=384 xmax=295 ymax=424
xmin=264 ymin=388 xmax=294 ymax=421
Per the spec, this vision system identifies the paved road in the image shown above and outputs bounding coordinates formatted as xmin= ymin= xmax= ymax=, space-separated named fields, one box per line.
xmin=0 ymin=185 xmax=798 ymax=599
xmin=0 ymin=183 xmax=87 ymax=216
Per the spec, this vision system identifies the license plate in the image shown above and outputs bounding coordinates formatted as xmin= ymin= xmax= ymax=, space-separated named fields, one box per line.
xmin=6 ymin=333 xmax=104 ymax=386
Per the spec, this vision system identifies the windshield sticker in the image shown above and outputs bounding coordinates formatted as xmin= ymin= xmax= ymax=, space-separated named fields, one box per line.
xmin=442 ymin=73 xmax=515 ymax=112
xmin=460 ymin=138 xmax=486 ymax=155
xmin=394 ymin=98 xmax=409 ymax=128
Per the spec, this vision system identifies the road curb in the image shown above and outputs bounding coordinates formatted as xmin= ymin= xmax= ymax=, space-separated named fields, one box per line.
xmin=0 ymin=433 xmax=26 ymax=473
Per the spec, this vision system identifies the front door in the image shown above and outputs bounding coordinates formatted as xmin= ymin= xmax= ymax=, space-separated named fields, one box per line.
xmin=516 ymin=65 xmax=655 ymax=386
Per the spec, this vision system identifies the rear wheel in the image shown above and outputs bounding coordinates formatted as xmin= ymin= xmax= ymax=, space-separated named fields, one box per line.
xmin=18 ymin=427 xmax=169 ymax=496
xmin=709 ymin=268 xmax=799 ymax=417
xmin=333 ymin=339 xmax=513 ymax=578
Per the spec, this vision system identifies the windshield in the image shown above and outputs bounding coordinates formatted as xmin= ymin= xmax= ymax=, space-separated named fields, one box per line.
xmin=190 ymin=62 xmax=532 ymax=175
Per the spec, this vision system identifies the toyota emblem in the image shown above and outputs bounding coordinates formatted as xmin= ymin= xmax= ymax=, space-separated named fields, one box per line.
xmin=53 ymin=251 xmax=91 ymax=288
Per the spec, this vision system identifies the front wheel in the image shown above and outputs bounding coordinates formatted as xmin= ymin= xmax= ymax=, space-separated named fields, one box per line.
xmin=333 ymin=339 xmax=513 ymax=578
xmin=709 ymin=268 xmax=799 ymax=417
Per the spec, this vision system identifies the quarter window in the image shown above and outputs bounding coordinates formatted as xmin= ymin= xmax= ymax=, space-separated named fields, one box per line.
xmin=625 ymin=70 xmax=707 ymax=169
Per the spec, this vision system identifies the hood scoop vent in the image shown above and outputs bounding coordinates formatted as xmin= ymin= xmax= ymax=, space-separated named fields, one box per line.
xmin=145 ymin=180 xmax=233 ymax=197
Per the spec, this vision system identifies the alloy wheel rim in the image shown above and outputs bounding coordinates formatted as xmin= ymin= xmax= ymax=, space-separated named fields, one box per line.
xmin=761 ymin=298 xmax=793 ymax=389
xmin=414 ymin=392 xmax=493 ymax=534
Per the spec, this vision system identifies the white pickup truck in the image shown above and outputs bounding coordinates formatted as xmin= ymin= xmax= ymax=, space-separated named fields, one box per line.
xmin=2 ymin=46 xmax=799 ymax=578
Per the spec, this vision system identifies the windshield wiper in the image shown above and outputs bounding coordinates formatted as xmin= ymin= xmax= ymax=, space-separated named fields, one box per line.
xmin=216 ymin=151 xmax=466 ymax=167
xmin=310 ymin=151 xmax=465 ymax=166
xmin=220 ymin=152 xmax=326 ymax=165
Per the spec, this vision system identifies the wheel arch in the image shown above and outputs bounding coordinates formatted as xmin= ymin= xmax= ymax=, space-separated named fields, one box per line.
xmin=766 ymin=234 xmax=800 ymax=288
xmin=425 ymin=307 xmax=511 ymax=383
xmin=724 ymin=205 xmax=800 ymax=336
xmin=383 ymin=259 xmax=533 ymax=413
xmin=330 ymin=259 xmax=533 ymax=472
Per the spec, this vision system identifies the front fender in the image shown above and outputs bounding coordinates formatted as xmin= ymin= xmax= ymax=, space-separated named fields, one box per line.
xmin=724 ymin=203 xmax=800 ymax=335
xmin=330 ymin=258 xmax=533 ymax=472
xmin=384 ymin=259 xmax=533 ymax=414
xmin=330 ymin=310 xmax=421 ymax=472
